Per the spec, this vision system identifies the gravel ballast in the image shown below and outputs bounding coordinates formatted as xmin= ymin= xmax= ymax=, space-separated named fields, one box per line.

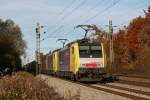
xmin=38 ymin=74 xmax=128 ymax=100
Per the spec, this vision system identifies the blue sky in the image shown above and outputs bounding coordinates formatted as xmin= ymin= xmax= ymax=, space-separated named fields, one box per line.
xmin=0 ymin=0 xmax=149 ymax=63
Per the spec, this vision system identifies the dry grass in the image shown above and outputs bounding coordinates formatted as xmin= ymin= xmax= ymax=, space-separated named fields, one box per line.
xmin=0 ymin=72 xmax=66 ymax=100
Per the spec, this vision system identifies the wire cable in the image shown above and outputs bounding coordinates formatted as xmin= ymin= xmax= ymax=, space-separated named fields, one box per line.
xmin=45 ymin=0 xmax=77 ymax=33
xmin=44 ymin=0 xmax=105 ymax=40
xmin=42 ymin=0 xmax=121 ymax=42
xmin=82 ymin=0 xmax=121 ymax=24
xmin=43 ymin=0 xmax=88 ymax=41
xmin=56 ymin=0 xmax=119 ymax=38
xmin=46 ymin=0 xmax=87 ymax=33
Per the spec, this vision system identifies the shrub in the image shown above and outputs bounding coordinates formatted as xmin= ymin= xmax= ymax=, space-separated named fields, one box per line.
xmin=0 ymin=72 xmax=64 ymax=100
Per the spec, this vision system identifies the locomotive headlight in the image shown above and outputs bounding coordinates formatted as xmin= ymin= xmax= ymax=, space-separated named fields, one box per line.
xmin=90 ymin=55 xmax=93 ymax=58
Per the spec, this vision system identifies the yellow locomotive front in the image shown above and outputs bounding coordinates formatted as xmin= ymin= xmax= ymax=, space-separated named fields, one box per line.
xmin=70 ymin=39 xmax=106 ymax=81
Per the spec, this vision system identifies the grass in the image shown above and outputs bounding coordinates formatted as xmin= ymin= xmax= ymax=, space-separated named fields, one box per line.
xmin=0 ymin=72 xmax=79 ymax=100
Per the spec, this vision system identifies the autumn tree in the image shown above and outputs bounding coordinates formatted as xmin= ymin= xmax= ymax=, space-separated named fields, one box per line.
xmin=113 ymin=29 xmax=130 ymax=73
xmin=127 ymin=6 xmax=150 ymax=72
xmin=0 ymin=19 xmax=26 ymax=75
xmin=136 ymin=25 xmax=150 ymax=74
xmin=113 ymin=6 xmax=150 ymax=74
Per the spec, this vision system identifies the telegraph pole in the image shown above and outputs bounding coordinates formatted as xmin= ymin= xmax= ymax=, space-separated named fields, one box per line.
xmin=35 ymin=22 xmax=41 ymax=75
xmin=108 ymin=20 xmax=117 ymax=73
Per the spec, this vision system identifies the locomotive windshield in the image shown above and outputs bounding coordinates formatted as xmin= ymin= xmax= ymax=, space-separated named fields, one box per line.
xmin=79 ymin=45 xmax=102 ymax=58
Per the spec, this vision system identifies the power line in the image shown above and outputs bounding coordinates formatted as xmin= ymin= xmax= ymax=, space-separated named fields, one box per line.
xmin=60 ymin=0 xmax=108 ymax=37
xmin=60 ymin=0 xmax=104 ymax=34
xmin=41 ymin=35 xmax=65 ymax=42
xmin=54 ymin=0 xmax=87 ymax=24
xmin=55 ymin=0 xmax=120 ymax=39
xmin=44 ymin=0 xmax=77 ymax=34
xmin=46 ymin=0 xmax=87 ymax=34
xmin=56 ymin=0 xmax=117 ymax=38
xmin=41 ymin=26 xmax=63 ymax=41
xmin=82 ymin=0 xmax=121 ymax=24
xmin=78 ymin=0 xmax=107 ymax=18
xmin=25 ymin=0 xmax=77 ymax=44
xmin=47 ymin=25 xmax=63 ymax=37
xmin=42 ymin=0 xmax=121 ymax=42
xmin=43 ymin=0 xmax=88 ymax=41
xmin=59 ymin=0 xmax=78 ymax=15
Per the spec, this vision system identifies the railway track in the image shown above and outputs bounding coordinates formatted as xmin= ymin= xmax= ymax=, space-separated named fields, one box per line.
xmin=51 ymin=76 xmax=150 ymax=100
xmin=40 ymin=74 xmax=150 ymax=100
xmin=125 ymin=74 xmax=150 ymax=79
xmin=117 ymin=75 xmax=150 ymax=88
xmin=90 ymin=84 xmax=150 ymax=100
xmin=116 ymin=80 xmax=150 ymax=88
xmin=75 ymin=81 xmax=150 ymax=100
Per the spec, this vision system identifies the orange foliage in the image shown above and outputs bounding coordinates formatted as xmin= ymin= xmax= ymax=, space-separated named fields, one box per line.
xmin=113 ymin=6 xmax=150 ymax=74
xmin=127 ymin=16 xmax=150 ymax=58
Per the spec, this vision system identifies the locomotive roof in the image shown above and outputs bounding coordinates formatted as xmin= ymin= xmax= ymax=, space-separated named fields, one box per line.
xmin=52 ymin=48 xmax=61 ymax=53
xmin=51 ymin=38 xmax=101 ymax=53
xmin=66 ymin=38 xmax=100 ymax=46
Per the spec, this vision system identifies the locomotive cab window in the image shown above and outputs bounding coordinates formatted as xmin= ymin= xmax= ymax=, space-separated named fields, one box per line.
xmin=79 ymin=46 xmax=90 ymax=58
xmin=91 ymin=46 xmax=102 ymax=58
xmin=79 ymin=45 xmax=102 ymax=58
